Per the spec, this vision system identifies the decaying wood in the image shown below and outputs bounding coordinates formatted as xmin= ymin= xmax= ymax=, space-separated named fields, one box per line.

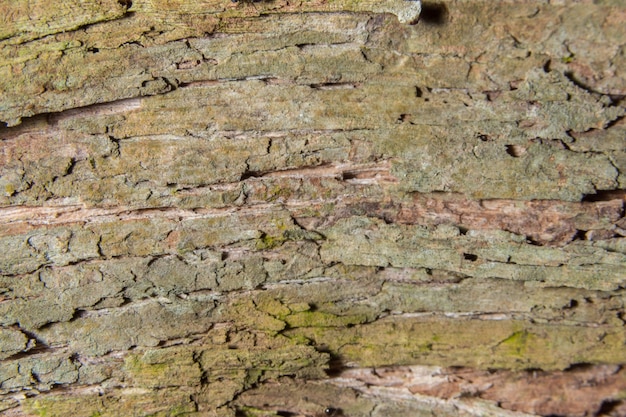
xmin=0 ymin=0 xmax=625 ymax=416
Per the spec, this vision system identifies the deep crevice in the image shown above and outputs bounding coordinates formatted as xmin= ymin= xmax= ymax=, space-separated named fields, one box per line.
xmin=309 ymin=82 xmax=360 ymax=90
xmin=563 ymin=71 xmax=618 ymax=100
xmin=0 ymin=96 xmax=143 ymax=135
xmin=275 ymin=411 xmax=298 ymax=417
xmin=563 ymin=362 xmax=601 ymax=372
xmin=581 ymin=190 xmax=626 ymax=202
xmin=240 ymin=170 xmax=261 ymax=180
xmin=2 ymin=327 xmax=51 ymax=360
xmin=597 ymin=400 xmax=623 ymax=416
xmin=604 ymin=115 xmax=624 ymax=129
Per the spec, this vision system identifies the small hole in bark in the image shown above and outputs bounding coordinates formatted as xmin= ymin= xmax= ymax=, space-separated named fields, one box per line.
xmin=505 ymin=144 xmax=526 ymax=157
xmin=485 ymin=91 xmax=500 ymax=101
xmin=571 ymin=229 xmax=587 ymax=241
xmin=323 ymin=353 xmax=346 ymax=377
xmin=118 ymin=0 xmax=132 ymax=7
xmin=397 ymin=114 xmax=412 ymax=123
xmin=477 ymin=134 xmax=491 ymax=142
xmin=415 ymin=86 xmax=423 ymax=97
xmin=463 ymin=253 xmax=478 ymax=262
xmin=419 ymin=2 xmax=448 ymax=25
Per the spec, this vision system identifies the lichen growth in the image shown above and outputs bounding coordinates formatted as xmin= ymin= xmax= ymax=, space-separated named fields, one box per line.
xmin=2 ymin=1 xmax=626 ymax=416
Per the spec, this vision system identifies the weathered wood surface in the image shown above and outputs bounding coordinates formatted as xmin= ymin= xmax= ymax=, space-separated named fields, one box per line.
xmin=0 ymin=0 xmax=625 ymax=416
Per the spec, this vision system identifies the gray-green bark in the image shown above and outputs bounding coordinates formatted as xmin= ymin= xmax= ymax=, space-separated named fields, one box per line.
xmin=1 ymin=1 xmax=625 ymax=416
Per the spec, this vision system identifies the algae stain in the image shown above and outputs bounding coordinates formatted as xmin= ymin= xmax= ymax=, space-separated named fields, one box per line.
xmin=244 ymin=368 xmax=264 ymax=387
xmin=4 ymin=183 xmax=15 ymax=196
xmin=285 ymin=310 xmax=367 ymax=328
xmin=499 ymin=330 xmax=535 ymax=357
xmin=255 ymin=227 xmax=324 ymax=250
xmin=266 ymin=185 xmax=292 ymax=202
xmin=30 ymin=400 xmax=49 ymax=417
xmin=255 ymin=296 xmax=292 ymax=319
xmin=124 ymin=354 xmax=169 ymax=379
xmin=237 ymin=406 xmax=279 ymax=417
xmin=255 ymin=232 xmax=285 ymax=250
xmin=166 ymin=404 xmax=196 ymax=416
xmin=25 ymin=397 xmax=102 ymax=417
xmin=285 ymin=332 xmax=312 ymax=345
xmin=420 ymin=342 xmax=433 ymax=353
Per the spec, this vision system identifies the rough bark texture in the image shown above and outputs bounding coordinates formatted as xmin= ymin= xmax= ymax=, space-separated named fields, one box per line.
xmin=1 ymin=0 xmax=625 ymax=416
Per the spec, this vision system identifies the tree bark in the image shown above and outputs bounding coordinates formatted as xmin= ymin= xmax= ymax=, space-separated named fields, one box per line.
xmin=1 ymin=0 xmax=625 ymax=416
